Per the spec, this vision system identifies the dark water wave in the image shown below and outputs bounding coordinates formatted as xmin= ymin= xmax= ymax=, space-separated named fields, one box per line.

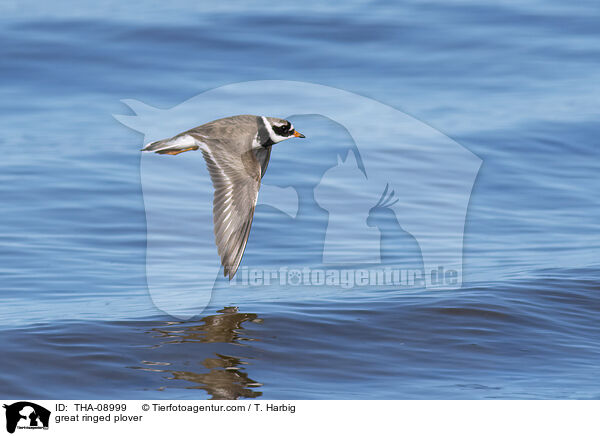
xmin=1 ymin=269 xmax=598 ymax=399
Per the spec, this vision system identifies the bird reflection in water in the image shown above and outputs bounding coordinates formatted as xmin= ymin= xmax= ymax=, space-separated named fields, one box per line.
xmin=138 ymin=307 xmax=263 ymax=399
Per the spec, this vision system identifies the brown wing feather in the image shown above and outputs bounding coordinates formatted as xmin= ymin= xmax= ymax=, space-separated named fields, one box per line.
xmin=201 ymin=145 xmax=264 ymax=279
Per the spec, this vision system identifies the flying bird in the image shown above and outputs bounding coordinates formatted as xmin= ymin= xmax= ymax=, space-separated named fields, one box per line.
xmin=141 ymin=115 xmax=305 ymax=279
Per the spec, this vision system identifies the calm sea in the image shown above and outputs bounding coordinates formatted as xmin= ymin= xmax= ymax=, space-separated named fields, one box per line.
xmin=0 ymin=0 xmax=599 ymax=399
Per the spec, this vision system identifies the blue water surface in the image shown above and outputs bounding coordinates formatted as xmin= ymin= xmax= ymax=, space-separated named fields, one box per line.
xmin=0 ymin=0 xmax=599 ymax=399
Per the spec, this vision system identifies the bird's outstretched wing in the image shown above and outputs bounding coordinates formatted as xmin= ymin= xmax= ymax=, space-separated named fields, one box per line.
xmin=202 ymin=142 xmax=272 ymax=279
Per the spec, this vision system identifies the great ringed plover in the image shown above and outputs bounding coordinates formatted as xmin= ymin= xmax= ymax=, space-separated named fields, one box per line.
xmin=141 ymin=115 xmax=305 ymax=279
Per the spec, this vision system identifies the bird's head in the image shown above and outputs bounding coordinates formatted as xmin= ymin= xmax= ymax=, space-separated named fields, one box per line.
xmin=263 ymin=117 xmax=305 ymax=144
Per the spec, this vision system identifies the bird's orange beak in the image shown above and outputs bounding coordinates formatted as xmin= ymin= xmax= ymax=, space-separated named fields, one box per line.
xmin=293 ymin=130 xmax=305 ymax=138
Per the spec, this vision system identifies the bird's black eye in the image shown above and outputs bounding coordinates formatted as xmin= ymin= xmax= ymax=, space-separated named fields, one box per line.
xmin=273 ymin=122 xmax=292 ymax=137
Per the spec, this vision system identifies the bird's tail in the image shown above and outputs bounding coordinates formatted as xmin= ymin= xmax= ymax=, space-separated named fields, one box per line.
xmin=141 ymin=136 xmax=199 ymax=156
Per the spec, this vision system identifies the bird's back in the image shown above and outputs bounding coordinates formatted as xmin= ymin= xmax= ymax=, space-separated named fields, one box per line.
xmin=185 ymin=115 xmax=261 ymax=153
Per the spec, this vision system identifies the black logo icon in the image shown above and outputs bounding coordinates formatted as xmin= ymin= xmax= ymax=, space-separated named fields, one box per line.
xmin=3 ymin=402 xmax=50 ymax=434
